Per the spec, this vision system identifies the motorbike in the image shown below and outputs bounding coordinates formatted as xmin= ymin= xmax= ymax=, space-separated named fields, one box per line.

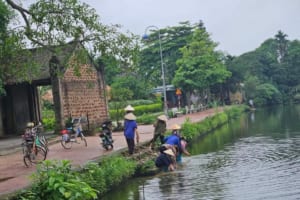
xmin=99 ymin=120 xmax=114 ymax=150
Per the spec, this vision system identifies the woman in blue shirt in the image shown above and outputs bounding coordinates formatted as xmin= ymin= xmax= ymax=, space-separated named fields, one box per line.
xmin=124 ymin=113 xmax=139 ymax=155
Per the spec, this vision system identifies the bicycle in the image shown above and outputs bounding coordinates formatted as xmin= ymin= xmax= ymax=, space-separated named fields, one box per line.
xmin=31 ymin=122 xmax=49 ymax=154
xmin=60 ymin=117 xmax=87 ymax=149
xmin=22 ymin=122 xmax=47 ymax=167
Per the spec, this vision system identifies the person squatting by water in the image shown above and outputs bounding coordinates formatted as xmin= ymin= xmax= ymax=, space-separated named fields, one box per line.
xmin=155 ymin=146 xmax=176 ymax=171
xmin=124 ymin=105 xmax=139 ymax=155
xmin=149 ymin=114 xmax=168 ymax=150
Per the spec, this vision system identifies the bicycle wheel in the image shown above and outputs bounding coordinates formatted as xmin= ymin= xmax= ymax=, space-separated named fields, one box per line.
xmin=22 ymin=145 xmax=32 ymax=167
xmin=61 ymin=136 xmax=72 ymax=149
xmin=30 ymin=146 xmax=47 ymax=164
xmin=23 ymin=154 xmax=32 ymax=167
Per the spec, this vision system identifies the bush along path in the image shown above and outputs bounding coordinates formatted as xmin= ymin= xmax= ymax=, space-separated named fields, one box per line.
xmin=8 ymin=105 xmax=247 ymax=200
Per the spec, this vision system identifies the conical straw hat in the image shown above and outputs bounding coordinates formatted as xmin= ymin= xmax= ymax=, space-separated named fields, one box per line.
xmin=170 ymin=124 xmax=181 ymax=130
xmin=124 ymin=113 xmax=136 ymax=120
xmin=157 ymin=115 xmax=168 ymax=122
xmin=124 ymin=105 xmax=135 ymax=111
xmin=164 ymin=149 xmax=175 ymax=157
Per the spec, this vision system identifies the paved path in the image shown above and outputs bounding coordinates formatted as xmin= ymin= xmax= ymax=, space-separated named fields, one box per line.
xmin=0 ymin=107 xmax=221 ymax=197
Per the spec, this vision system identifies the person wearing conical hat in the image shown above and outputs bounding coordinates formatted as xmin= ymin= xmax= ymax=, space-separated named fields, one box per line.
xmin=124 ymin=105 xmax=135 ymax=114
xmin=149 ymin=114 xmax=168 ymax=150
xmin=155 ymin=147 xmax=176 ymax=171
xmin=162 ymin=124 xmax=182 ymax=164
xmin=124 ymin=112 xmax=139 ymax=155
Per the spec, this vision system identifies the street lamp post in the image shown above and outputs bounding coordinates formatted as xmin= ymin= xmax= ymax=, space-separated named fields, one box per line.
xmin=143 ymin=26 xmax=168 ymax=117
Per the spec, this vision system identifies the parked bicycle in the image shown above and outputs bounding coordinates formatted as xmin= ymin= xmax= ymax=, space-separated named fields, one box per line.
xmin=60 ymin=117 xmax=87 ymax=149
xmin=21 ymin=122 xmax=47 ymax=167
xmin=31 ymin=122 xmax=49 ymax=154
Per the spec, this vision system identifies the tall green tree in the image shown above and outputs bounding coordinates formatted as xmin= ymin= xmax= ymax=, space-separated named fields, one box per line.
xmin=0 ymin=0 xmax=29 ymax=95
xmin=275 ymin=30 xmax=288 ymax=63
xmin=173 ymin=25 xmax=231 ymax=107
xmin=111 ymin=75 xmax=149 ymax=100
xmin=139 ymin=21 xmax=198 ymax=87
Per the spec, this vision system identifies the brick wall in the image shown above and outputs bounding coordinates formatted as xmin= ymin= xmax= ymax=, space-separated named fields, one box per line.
xmin=60 ymin=63 xmax=108 ymax=130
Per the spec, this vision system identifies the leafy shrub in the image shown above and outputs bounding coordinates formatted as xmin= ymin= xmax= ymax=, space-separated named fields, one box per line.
xmin=180 ymin=117 xmax=214 ymax=140
xmin=131 ymin=103 xmax=162 ymax=116
xmin=210 ymin=113 xmax=228 ymax=129
xmin=41 ymin=108 xmax=55 ymax=131
xmin=109 ymin=103 xmax=162 ymax=121
xmin=14 ymin=157 xmax=137 ymax=199
xmin=42 ymin=100 xmax=54 ymax=110
xmin=181 ymin=118 xmax=199 ymax=140
xmin=254 ymin=83 xmax=282 ymax=106
xmin=42 ymin=117 xmax=55 ymax=131
xmin=224 ymin=105 xmax=247 ymax=120
xmin=109 ymin=99 xmax=155 ymax=108
xmin=137 ymin=113 xmax=159 ymax=124
xmin=180 ymin=106 xmax=245 ymax=140
xmin=81 ymin=156 xmax=136 ymax=196
xmin=18 ymin=160 xmax=97 ymax=200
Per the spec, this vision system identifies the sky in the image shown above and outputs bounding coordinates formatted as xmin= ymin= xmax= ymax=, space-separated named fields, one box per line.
xmin=80 ymin=0 xmax=300 ymax=56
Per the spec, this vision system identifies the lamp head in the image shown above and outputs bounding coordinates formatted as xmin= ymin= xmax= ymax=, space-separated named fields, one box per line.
xmin=142 ymin=34 xmax=149 ymax=40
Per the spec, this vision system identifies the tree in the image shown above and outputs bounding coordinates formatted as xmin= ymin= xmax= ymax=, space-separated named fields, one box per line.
xmin=254 ymin=83 xmax=282 ymax=106
xmin=139 ymin=21 xmax=197 ymax=87
xmin=111 ymin=75 xmax=149 ymax=100
xmin=173 ymin=25 xmax=231 ymax=107
xmin=275 ymin=30 xmax=288 ymax=63
xmin=96 ymin=55 xmax=121 ymax=86
xmin=2 ymin=0 xmax=138 ymax=90
xmin=109 ymin=84 xmax=133 ymax=128
xmin=225 ymin=30 xmax=300 ymax=106
xmin=0 ymin=0 xmax=29 ymax=95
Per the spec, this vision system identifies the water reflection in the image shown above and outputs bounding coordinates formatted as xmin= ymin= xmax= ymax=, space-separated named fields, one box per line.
xmin=101 ymin=105 xmax=300 ymax=200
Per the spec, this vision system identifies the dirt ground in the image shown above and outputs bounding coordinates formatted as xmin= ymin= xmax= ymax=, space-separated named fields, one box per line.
xmin=0 ymin=108 xmax=220 ymax=198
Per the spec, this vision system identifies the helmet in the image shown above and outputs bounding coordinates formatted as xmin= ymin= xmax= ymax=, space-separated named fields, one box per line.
xmin=101 ymin=120 xmax=112 ymax=128
xmin=26 ymin=122 xmax=34 ymax=128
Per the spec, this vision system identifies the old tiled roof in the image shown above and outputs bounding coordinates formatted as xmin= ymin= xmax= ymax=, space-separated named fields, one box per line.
xmin=6 ymin=41 xmax=81 ymax=84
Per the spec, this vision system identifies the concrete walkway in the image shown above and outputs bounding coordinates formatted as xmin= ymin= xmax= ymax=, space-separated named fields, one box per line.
xmin=0 ymin=107 xmax=221 ymax=197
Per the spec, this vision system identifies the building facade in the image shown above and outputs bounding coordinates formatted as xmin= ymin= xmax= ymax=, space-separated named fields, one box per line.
xmin=0 ymin=42 xmax=108 ymax=137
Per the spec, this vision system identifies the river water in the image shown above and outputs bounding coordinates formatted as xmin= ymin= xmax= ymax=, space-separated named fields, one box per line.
xmin=101 ymin=105 xmax=300 ymax=200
